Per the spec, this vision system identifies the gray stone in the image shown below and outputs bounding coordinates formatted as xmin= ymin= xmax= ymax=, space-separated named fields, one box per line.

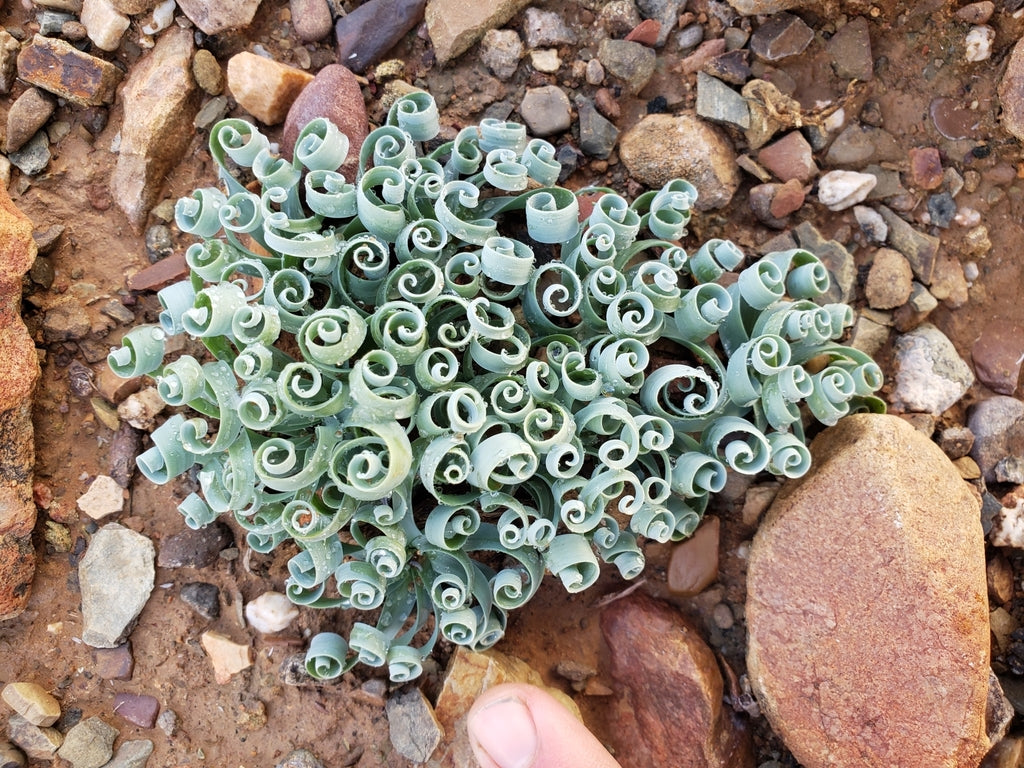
xmin=37 ymin=10 xmax=75 ymax=35
xmin=853 ymin=205 xmax=887 ymax=242
xmin=518 ymin=85 xmax=571 ymax=137
xmin=789 ymin=221 xmax=855 ymax=304
xmin=892 ymin=324 xmax=974 ymax=415
xmin=968 ymin=396 xmax=1024 ymax=483
xmin=824 ymin=124 xmax=902 ymax=166
xmin=864 ymin=165 xmax=907 ymax=200
xmin=996 ymin=457 xmax=1024 ymax=485
xmin=597 ymin=39 xmax=656 ymax=95
xmin=577 ymin=99 xmax=618 ymax=159
xmin=174 ymin=0 xmax=261 ymax=34
xmin=635 ymin=0 xmax=686 ymax=46
xmin=79 ymin=524 xmax=155 ymax=648
xmin=102 ymin=740 xmax=153 ymax=768
xmin=386 ymin=688 xmax=443 ymax=763
xmin=144 ymin=224 xmax=173 ymax=263
xmin=619 ymin=113 xmax=740 ymax=211
xmin=927 ymin=192 xmax=956 ymax=228
xmin=157 ymin=521 xmax=233 ymax=568
xmin=194 ymin=96 xmax=230 ymax=131
xmin=522 ymin=7 xmax=575 ymax=47
xmin=696 ymin=71 xmax=750 ymax=129
xmin=480 ymin=29 xmax=523 ymax=80
xmin=749 ymin=12 xmax=813 ymax=61
xmin=598 ymin=0 xmax=640 ymax=36
xmin=41 ymin=297 xmax=89 ymax=342
xmin=180 ymin=581 xmax=220 ymax=620
xmin=275 ymin=748 xmax=325 ymax=768
xmin=7 ymin=131 xmax=51 ymax=176
xmin=676 ymin=23 xmax=704 ymax=51
xmin=827 ymin=16 xmax=873 ymax=80
xmin=850 ymin=313 xmax=890 ymax=357
xmin=876 ymin=205 xmax=939 ymax=284
xmin=56 ymin=717 xmax=117 ymax=768
xmin=155 ymin=710 xmax=178 ymax=737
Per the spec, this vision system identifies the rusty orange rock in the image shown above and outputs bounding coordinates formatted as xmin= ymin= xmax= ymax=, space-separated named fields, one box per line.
xmin=16 ymin=35 xmax=123 ymax=106
xmin=0 ymin=184 xmax=39 ymax=621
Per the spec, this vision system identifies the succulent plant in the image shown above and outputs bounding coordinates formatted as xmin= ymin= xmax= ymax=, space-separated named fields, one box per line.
xmin=109 ymin=92 xmax=883 ymax=681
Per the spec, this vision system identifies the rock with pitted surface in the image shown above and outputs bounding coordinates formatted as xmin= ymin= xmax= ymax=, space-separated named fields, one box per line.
xmin=747 ymin=414 xmax=991 ymax=768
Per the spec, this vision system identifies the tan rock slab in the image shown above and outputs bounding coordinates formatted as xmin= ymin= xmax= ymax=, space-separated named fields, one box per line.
xmin=2 ymin=683 xmax=61 ymax=727
xmin=17 ymin=35 xmax=123 ymax=106
xmin=175 ymin=0 xmax=261 ymax=34
xmin=200 ymin=631 xmax=252 ymax=684
xmin=76 ymin=475 xmax=125 ymax=520
xmin=747 ymin=414 xmax=991 ymax=768
xmin=227 ymin=52 xmax=313 ymax=125
xmin=425 ymin=0 xmax=532 ymax=65
xmin=6 ymin=714 xmax=62 ymax=760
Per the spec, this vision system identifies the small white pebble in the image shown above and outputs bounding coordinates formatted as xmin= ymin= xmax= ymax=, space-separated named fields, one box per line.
xmin=142 ymin=0 xmax=177 ymax=36
xmin=818 ymin=170 xmax=877 ymax=211
xmin=245 ymin=591 xmax=299 ymax=634
xmin=823 ymin=106 xmax=845 ymax=133
xmin=964 ymin=261 xmax=980 ymax=282
xmin=964 ymin=25 xmax=994 ymax=62
xmin=954 ymin=206 xmax=981 ymax=227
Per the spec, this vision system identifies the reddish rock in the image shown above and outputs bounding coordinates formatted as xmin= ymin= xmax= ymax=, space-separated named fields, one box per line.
xmin=291 ymin=0 xmax=334 ymax=42
xmin=624 ymin=19 xmax=660 ymax=46
xmin=126 ymin=251 xmax=187 ymax=292
xmin=749 ymin=183 xmax=788 ymax=229
xmin=335 ymin=0 xmax=426 ymax=73
xmin=667 ymin=516 xmax=720 ymax=596
xmin=681 ymin=38 xmax=726 ymax=75
xmin=601 ymin=593 xmax=754 ymax=768
xmin=282 ymin=64 xmax=368 ymax=180
xmin=972 ymin=320 xmax=1024 ymax=396
xmin=110 ymin=26 xmax=199 ymax=231
xmin=227 ymin=52 xmax=313 ymax=125
xmin=593 ymin=87 xmax=620 ymax=120
xmin=17 ymin=34 xmax=123 ymax=106
xmin=756 ymin=130 xmax=817 ymax=183
xmin=747 ymin=415 xmax=991 ymax=768
xmin=769 ymin=178 xmax=805 ymax=217
xmin=908 ymin=146 xmax=943 ymax=190
xmin=113 ymin=693 xmax=159 ymax=728
xmin=93 ymin=643 xmax=135 ymax=680
xmin=957 ymin=1 xmax=995 ymax=24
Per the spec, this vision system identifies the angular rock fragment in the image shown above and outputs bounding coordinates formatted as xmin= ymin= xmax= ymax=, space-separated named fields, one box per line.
xmin=17 ymin=35 xmax=123 ymax=106
xmin=425 ymin=0 xmax=531 ymax=65
xmin=227 ymin=52 xmax=313 ymax=125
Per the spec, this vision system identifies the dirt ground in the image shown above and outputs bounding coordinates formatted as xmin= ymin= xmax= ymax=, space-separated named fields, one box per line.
xmin=3 ymin=0 xmax=1024 ymax=766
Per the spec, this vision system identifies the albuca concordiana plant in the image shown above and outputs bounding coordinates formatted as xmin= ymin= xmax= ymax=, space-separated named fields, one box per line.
xmin=109 ymin=92 xmax=883 ymax=681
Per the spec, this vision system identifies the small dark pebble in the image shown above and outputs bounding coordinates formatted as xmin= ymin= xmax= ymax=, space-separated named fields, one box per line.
xmin=860 ymin=100 xmax=883 ymax=126
xmin=57 ymin=707 xmax=83 ymax=732
xmin=67 ymin=360 xmax=94 ymax=397
xmin=32 ymin=224 xmax=64 ymax=254
xmin=555 ymin=143 xmax=583 ymax=181
xmin=646 ymin=95 xmax=668 ymax=113
xmin=84 ymin=520 xmax=98 ymax=534
xmin=157 ymin=521 xmax=233 ymax=568
xmin=982 ymin=491 xmax=1002 ymax=536
xmin=93 ymin=643 xmax=135 ymax=681
xmin=972 ymin=143 xmax=991 ymax=159
xmin=145 ymin=225 xmax=174 ymax=263
xmin=80 ymin=107 xmax=108 ymax=137
xmin=180 ymin=581 xmax=220 ymax=620
xmin=926 ymin=192 xmax=956 ymax=228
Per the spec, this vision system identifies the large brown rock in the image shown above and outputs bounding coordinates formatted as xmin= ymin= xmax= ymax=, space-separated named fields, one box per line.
xmin=425 ymin=0 xmax=532 ymax=65
xmin=16 ymin=35 xmax=123 ymax=106
xmin=747 ymin=414 xmax=991 ymax=768
xmin=999 ymin=34 xmax=1024 ymax=141
xmin=600 ymin=593 xmax=753 ymax=768
xmin=619 ymin=114 xmax=740 ymax=210
xmin=110 ymin=26 xmax=198 ymax=231
xmin=0 ymin=185 xmax=39 ymax=621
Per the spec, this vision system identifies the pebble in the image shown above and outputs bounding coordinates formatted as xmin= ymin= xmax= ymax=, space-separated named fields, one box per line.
xmin=768 ymin=178 xmax=805 ymax=217
xmin=102 ymin=740 xmax=153 ymax=768
xmin=174 ymin=0 xmax=261 ymax=34
xmin=80 ymin=525 xmax=155 ymax=648
xmin=126 ymin=252 xmax=187 ymax=292
xmin=601 ymin=593 xmax=753 ymax=766
xmin=194 ymin=95 xmax=230 ymax=130
xmin=0 ymin=31 xmax=19 ymax=94
xmin=749 ymin=12 xmax=813 ymax=61
xmin=17 ymin=35 xmax=123 ymax=106
xmin=111 ymin=26 xmax=198 ymax=231
xmin=76 ymin=475 xmax=124 ymax=520
xmin=80 ymin=0 xmax=129 ymax=52
xmin=480 ymin=29 xmax=523 ymax=80
xmin=6 ymin=715 xmax=62 ymax=761
xmin=291 ymin=0 xmax=333 ymax=42
xmin=553 ymin=660 xmax=596 ymax=688
xmin=200 ymin=631 xmax=253 ymax=684
xmin=116 ymin=388 xmax=165 ymax=431
xmin=749 ymin=184 xmax=787 ymax=228
xmin=972 ymin=321 xmax=1024 ymax=396
xmin=971 ymin=397 xmax=1024 ymax=487
xmin=191 ymin=49 xmax=224 ymax=96
xmin=144 ymin=224 xmax=173 ymax=263
xmin=386 ymin=688 xmax=443 ymax=763
xmin=998 ymin=35 xmax=1024 ymax=140
xmin=853 ymin=205 xmax=887 ymax=242
xmin=876 ymin=205 xmax=939 ymax=284
xmin=892 ymin=323 xmax=974 ymax=415
xmin=281 ymin=64 xmax=367 ymax=178
xmin=626 ymin=18 xmax=662 ymax=47
xmin=1 ymin=683 xmax=61 ymax=727
xmin=865 ymin=247 xmax=913 ymax=309
xmin=748 ymin=415 xmax=990 ymax=768
xmin=245 ymin=591 xmax=299 ymax=633
xmin=8 ymin=132 xmax=51 ymax=177
xmin=522 ymin=7 xmax=575 ymax=47
xmin=756 ymin=130 xmax=817 ymax=183
xmin=518 ymin=85 xmax=571 ymax=137
xmin=826 ymin=16 xmax=873 ymax=80
xmin=0 ymin=741 xmax=25 ymax=768
xmin=230 ymin=55 xmax=315 ymax=126
xmin=725 ymin=0 xmax=808 ymax=12
xmin=275 ymin=749 xmax=326 ymax=768
xmin=598 ymin=0 xmax=641 ymax=36
xmin=597 ymin=39 xmax=656 ymax=95
xmin=824 ymin=124 xmax=902 ymax=166
xmin=336 ymin=0 xmax=426 ymax=72
xmin=675 ymin=23 xmax=704 ymax=50
xmin=157 ymin=521 xmax=233 ymax=568
xmin=996 ymin=457 xmax=1024 ymax=484
xmin=850 ymin=313 xmax=889 ymax=357
xmin=957 ymin=1 xmax=995 ymax=23
xmin=695 ymin=71 xmax=750 ymax=129
xmin=585 ymin=57 xmax=604 ymax=85
xmin=635 ymin=0 xmax=684 ymax=46
xmin=817 ymin=170 xmax=877 ymax=211
xmin=57 ymin=717 xmax=117 ymax=768
xmin=92 ymin=643 xmax=135 ymax=680
xmin=907 ymin=146 xmax=942 ymax=190
xmin=6 ymin=88 xmax=55 ymax=154
xmin=37 ymin=10 xmax=74 ymax=35
xmin=180 ymin=581 xmax=221 ymax=620
xmin=965 ymin=25 xmax=994 ymax=63
xmin=530 ymin=48 xmax=560 ymax=73
xmin=108 ymin=0 xmax=159 ymax=13
xmin=926 ymin=191 xmax=956 ymax=228
xmin=593 ymin=87 xmax=619 ymax=120
xmin=576 ymin=98 xmax=618 ymax=159
xmin=155 ymin=710 xmax=177 ymax=737
xmin=619 ymin=113 xmax=740 ymax=210
xmin=666 ymin=515 xmax=719 ymax=596
xmin=112 ymin=694 xmax=159 ymax=729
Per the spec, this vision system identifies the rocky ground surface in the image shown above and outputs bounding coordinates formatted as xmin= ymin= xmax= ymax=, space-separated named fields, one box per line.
xmin=3 ymin=0 xmax=1024 ymax=766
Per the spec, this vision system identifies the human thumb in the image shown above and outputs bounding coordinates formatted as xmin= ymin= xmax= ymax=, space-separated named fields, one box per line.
xmin=467 ymin=682 xmax=621 ymax=768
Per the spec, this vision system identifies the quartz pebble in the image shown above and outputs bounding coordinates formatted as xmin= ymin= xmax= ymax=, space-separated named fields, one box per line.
xmin=854 ymin=205 xmax=887 ymax=241
xmin=200 ymin=632 xmax=253 ymax=684
xmin=522 ymin=6 xmax=575 ymax=47
xmin=245 ymin=591 xmax=299 ymax=634
xmin=965 ymin=25 xmax=994 ymax=63
xmin=818 ymin=170 xmax=877 ymax=211
xmin=1 ymin=683 xmax=61 ymax=727
xmin=227 ymin=52 xmax=314 ymax=125
xmin=892 ymin=323 xmax=974 ymax=415
xmin=117 ymin=388 xmax=165 ymax=431
xmin=80 ymin=0 xmax=129 ymax=52
xmin=76 ymin=475 xmax=124 ymax=520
